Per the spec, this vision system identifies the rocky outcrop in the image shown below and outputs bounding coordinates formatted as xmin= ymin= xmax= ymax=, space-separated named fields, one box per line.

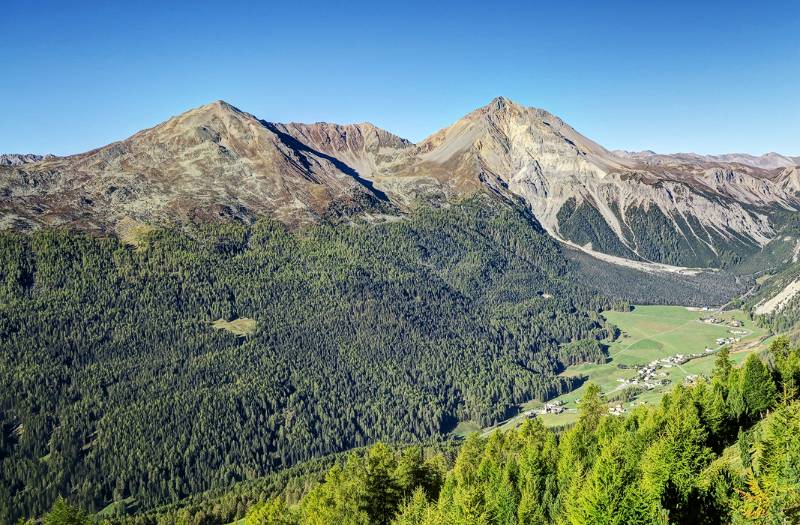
xmin=379 ymin=97 xmax=795 ymax=266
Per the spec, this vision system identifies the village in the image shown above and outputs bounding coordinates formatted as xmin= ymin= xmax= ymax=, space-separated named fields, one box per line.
xmin=524 ymin=399 xmax=566 ymax=418
xmin=524 ymin=314 xmax=752 ymax=420
xmin=617 ymin=348 xmax=711 ymax=390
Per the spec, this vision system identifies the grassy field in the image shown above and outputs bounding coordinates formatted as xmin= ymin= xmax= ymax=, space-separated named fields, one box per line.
xmin=464 ymin=305 xmax=770 ymax=435
xmin=212 ymin=317 xmax=257 ymax=337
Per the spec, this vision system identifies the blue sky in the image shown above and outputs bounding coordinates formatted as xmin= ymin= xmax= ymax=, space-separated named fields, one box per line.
xmin=1 ymin=0 xmax=798 ymax=156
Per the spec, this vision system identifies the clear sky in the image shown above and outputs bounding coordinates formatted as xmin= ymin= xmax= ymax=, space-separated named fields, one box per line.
xmin=1 ymin=0 xmax=798 ymax=156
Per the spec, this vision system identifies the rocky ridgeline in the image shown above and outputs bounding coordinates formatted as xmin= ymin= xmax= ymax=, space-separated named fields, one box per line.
xmin=1 ymin=97 xmax=798 ymax=267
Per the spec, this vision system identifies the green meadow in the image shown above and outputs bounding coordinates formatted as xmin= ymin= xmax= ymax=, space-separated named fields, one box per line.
xmin=476 ymin=305 xmax=769 ymax=435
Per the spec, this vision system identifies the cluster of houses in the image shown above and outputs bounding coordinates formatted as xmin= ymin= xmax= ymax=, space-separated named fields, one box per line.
xmin=538 ymin=400 xmax=565 ymax=415
xmin=523 ymin=399 xmax=566 ymax=419
xmin=698 ymin=317 xmax=746 ymax=346
xmin=617 ymin=353 xmax=697 ymax=389
xmin=616 ymin=372 xmax=668 ymax=390
xmin=617 ymin=343 xmax=731 ymax=390
xmin=521 ymin=317 xmax=752 ymax=422
xmin=699 ymin=316 xmax=747 ymax=347
xmin=608 ymin=403 xmax=625 ymax=416
xmin=701 ymin=316 xmax=744 ymax=328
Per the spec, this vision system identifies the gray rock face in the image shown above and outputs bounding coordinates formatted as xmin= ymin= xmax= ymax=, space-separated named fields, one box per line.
xmin=378 ymin=97 xmax=798 ymax=265
xmin=0 ymin=154 xmax=55 ymax=166
xmin=1 ymin=97 xmax=797 ymax=266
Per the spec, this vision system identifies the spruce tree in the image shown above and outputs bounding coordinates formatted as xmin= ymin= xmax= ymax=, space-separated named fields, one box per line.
xmin=741 ymin=354 xmax=778 ymax=419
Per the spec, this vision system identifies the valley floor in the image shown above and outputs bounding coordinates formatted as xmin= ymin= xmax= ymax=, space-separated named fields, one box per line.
xmin=455 ymin=305 xmax=770 ymax=435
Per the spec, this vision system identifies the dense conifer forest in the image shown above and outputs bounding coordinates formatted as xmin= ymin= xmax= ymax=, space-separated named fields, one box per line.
xmin=1 ymin=197 xmax=619 ymax=522
xmin=26 ymin=338 xmax=800 ymax=524
xmin=556 ymin=198 xmax=758 ymax=269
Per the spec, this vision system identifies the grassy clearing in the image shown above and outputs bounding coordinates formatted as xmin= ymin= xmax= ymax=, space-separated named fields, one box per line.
xmin=458 ymin=305 xmax=770 ymax=436
xmin=452 ymin=421 xmax=482 ymax=437
xmin=116 ymin=217 xmax=155 ymax=249
xmin=756 ymin=274 xmax=773 ymax=285
xmin=96 ymin=497 xmax=137 ymax=518
xmin=212 ymin=317 xmax=257 ymax=337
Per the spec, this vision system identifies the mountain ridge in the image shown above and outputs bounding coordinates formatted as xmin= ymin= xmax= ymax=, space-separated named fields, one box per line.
xmin=2 ymin=96 xmax=798 ymax=268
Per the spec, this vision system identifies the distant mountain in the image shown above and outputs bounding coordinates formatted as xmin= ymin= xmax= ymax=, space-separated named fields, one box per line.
xmin=0 ymin=153 xmax=55 ymax=166
xmin=2 ymin=97 xmax=798 ymax=267
xmin=613 ymin=150 xmax=800 ymax=170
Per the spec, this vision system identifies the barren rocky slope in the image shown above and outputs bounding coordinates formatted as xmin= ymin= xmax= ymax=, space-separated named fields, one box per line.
xmin=1 ymin=97 xmax=797 ymax=267
xmin=0 ymin=102 xmax=403 ymax=231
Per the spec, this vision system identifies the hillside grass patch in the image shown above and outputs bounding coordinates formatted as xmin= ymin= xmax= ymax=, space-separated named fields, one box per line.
xmin=212 ymin=317 xmax=257 ymax=337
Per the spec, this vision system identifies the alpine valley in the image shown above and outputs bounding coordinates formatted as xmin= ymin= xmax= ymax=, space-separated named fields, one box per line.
xmin=3 ymin=98 xmax=800 ymax=525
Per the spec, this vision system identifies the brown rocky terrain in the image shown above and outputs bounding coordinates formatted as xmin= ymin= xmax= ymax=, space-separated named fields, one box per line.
xmin=0 ymin=102 xmax=406 ymax=231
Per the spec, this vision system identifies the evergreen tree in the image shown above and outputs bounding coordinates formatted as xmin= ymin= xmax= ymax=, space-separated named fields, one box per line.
xmin=244 ymin=498 xmax=297 ymax=525
xmin=570 ymin=435 xmax=657 ymax=525
xmin=641 ymin=388 xmax=713 ymax=522
xmin=42 ymin=498 xmax=89 ymax=525
xmin=713 ymin=347 xmax=733 ymax=383
xmin=736 ymin=403 xmax=800 ymax=523
xmin=361 ymin=444 xmax=402 ymax=525
xmin=578 ymin=383 xmax=605 ymax=431
xmin=392 ymin=488 xmax=430 ymax=525
xmin=740 ymin=355 xmax=778 ymax=420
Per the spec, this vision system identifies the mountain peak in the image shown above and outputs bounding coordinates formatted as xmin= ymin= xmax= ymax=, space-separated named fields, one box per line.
xmin=163 ymin=100 xmax=249 ymax=126
xmin=189 ymin=99 xmax=245 ymax=117
xmin=206 ymin=99 xmax=239 ymax=111
xmin=486 ymin=95 xmax=525 ymax=109
xmin=2 ymin=98 xmax=796 ymax=270
xmin=488 ymin=95 xmax=512 ymax=107
xmin=482 ymin=96 xmax=528 ymax=115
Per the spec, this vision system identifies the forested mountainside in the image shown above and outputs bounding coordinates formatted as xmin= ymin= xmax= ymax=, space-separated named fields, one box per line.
xmin=746 ymin=258 xmax=800 ymax=335
xmin=2 ymin=97 xmax=798 ymax=269
xmin=31 ymin=338 xmax=800 ymax=525
xmin=731 ymin=212 xmax=800 ymax=334
xmin=565 ymin=247 xmax=752 ymax=307
xmin=0 ymin=197 xmax=622 ymax=523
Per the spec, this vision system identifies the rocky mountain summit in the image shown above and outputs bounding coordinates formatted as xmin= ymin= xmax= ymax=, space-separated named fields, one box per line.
xmin=1 ymin=97 xmax=798 ymax=267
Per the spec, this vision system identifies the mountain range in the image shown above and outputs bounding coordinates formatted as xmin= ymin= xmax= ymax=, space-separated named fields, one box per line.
xmin=2 ymin=97 xmax=798 ymax=268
